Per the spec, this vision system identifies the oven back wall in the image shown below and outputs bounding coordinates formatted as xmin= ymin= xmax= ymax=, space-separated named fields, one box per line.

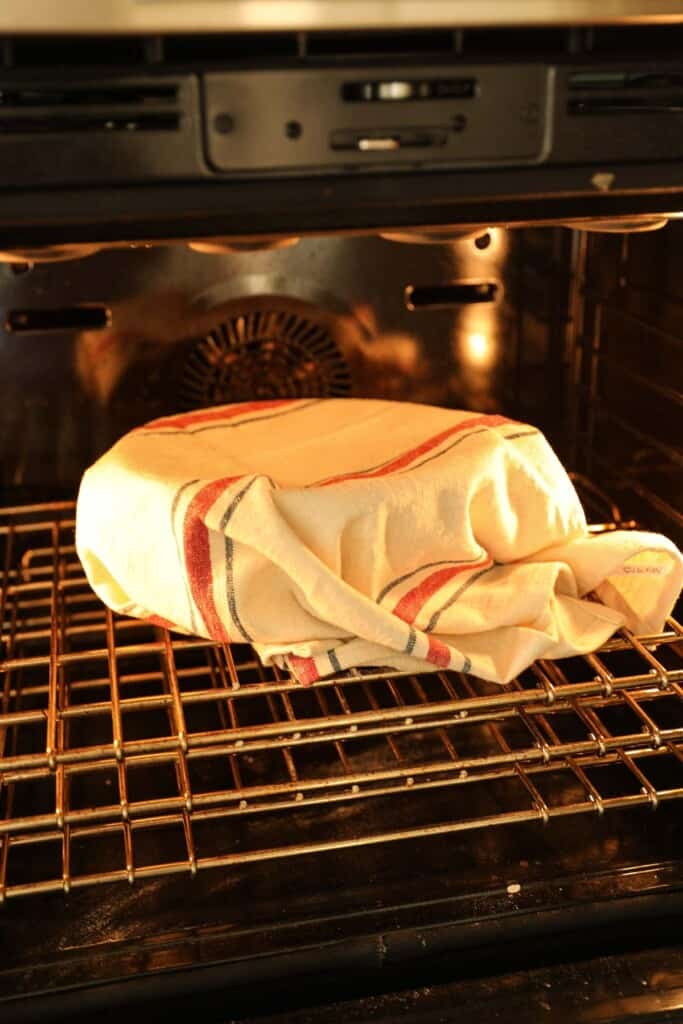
xmin=0 ymin=229 xmax=518 ymax=500
xmin=2 ymin=220 xmax=680 ymax=542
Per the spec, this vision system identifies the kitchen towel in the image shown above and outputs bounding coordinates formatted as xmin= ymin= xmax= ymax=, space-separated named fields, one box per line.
xmin=76 ymin=398 xmax=683 ymax=684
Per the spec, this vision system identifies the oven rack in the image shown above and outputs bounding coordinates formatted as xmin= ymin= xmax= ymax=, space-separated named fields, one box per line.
xmin=1 ymin=501 xmax=682 ymax=900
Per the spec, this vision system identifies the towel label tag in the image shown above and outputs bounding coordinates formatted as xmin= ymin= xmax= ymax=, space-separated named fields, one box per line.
xmin=618 ymin=564 xmax=669 ymax=577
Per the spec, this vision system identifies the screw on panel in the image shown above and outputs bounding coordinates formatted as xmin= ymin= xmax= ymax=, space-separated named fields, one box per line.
xmin=591 ymin=171 xmax=615 ymax=192
xmin=213 ymin=113 xmax=235 ymax=134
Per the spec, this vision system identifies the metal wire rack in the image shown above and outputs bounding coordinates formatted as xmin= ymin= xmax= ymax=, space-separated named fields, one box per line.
xmin=1 ymin=501 xmax=682 ymax=901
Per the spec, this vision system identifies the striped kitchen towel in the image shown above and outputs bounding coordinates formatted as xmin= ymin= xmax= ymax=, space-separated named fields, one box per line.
xmin=76 ymin=398 xmax=683 ymax=684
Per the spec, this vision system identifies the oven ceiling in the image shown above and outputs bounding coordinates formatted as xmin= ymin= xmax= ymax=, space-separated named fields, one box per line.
xmin=0 ymin=0 xmax=682 ymax=33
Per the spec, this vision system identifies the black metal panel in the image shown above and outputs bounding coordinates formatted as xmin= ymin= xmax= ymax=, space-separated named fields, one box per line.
xmin=0 ymin=75 xmax=205 ymax=187
xmin=554 ymin=63 xmax=683 ymax=163
xmin=0 ymin=167 xmax=682 ymax=249
xmin=204 ymin=65 xmax=549 ymax=173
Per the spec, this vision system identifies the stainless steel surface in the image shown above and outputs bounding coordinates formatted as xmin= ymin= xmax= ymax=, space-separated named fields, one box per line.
xmin=569 ymin=224 xmax=683 ymax=544
xmin=1 ymin=500 xmax=681 ymax=900
xmin=203 ymin=65 xmax=550 ymax=173
xmin=1 ymin=0 xmax=683 ymax=33
xmin=0 ymin=232 xmax=509 ymax=495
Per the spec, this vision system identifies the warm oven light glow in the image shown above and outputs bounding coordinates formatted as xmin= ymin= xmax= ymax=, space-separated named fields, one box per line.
xmin=464 ymin=331 xmax=493 ymax=365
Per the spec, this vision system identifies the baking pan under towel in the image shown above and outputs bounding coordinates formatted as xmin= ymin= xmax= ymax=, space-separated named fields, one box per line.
xmin=76 ymin=398 xmax=683 ymax=685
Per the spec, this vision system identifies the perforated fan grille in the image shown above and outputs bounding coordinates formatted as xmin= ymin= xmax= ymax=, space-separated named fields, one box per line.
xmin=181 ymin=303 xmax=352 ymax=409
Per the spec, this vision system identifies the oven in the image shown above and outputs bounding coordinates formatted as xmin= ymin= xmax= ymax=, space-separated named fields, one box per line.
xmin=0 ymin=4 xmax=683 ymax=1021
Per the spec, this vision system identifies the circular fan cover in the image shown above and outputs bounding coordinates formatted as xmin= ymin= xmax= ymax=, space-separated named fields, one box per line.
xmin=181 ymin=299 xmax=352 ymax=409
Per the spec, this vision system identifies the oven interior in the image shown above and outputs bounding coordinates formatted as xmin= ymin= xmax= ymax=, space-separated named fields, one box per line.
xmin=0 ymin=218 xmax=681 ymax=1020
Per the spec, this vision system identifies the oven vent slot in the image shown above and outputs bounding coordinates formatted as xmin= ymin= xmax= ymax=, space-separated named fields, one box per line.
xmin=0 ymin=81 xmax=182 ymax=134
xmin=568 ymin=69 xmax=683 ymax=116
xmin=461 ymin=28 xmax=569 ymax=59
xmin=1 ymin=24 xmax=683 ymax=72
xmin=569 ymin=96 xmax=683 ymax=115
xmin=0 ymin=84 xmax=178 ymax=107
xmin=8 ymin=35 xmax=148 ymax=68
xmin=406 ymin=281 xmax=499 ymax=311
xmin=306 ymin=30 xmax=456 ymax=58
xmin=569 ymin=71 xmax=683 ymax=91
xmin=588 ymin=25 xmax=683 ymax=56
xmin=5 ymin=306 xmax=111 ymax=333
xmin=163 ymin=32 xmax=298 ymax=64
xmin=0 ymin=112 xmax=180 ymax=134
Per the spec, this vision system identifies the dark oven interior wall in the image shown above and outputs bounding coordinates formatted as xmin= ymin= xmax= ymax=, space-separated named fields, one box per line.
xmin=503 ymin=221 xmax=683 ymax=547
xmin=498 ymin=227 xmax=574 ymax=458
xmin=570 ymin=221 xmax=683 ymax=548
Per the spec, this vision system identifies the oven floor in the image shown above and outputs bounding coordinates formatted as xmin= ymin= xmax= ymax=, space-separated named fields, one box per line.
xmin=2 ymin=799 xmax=683 ymax=1018
xmin=238 ymin=942 xmax=683 ymax=1024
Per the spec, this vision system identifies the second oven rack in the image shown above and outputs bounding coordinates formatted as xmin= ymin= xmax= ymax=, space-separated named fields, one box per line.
xmin=1 ymin=501 xmax=682 ymax=900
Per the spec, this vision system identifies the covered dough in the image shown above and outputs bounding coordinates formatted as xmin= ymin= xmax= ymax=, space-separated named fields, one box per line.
xmin=76 ymin=398 xmax=683 ymax=683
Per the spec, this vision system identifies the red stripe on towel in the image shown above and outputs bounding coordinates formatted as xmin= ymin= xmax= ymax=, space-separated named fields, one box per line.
xmin=183 ymin=476 xmax=242 ymax=642
xmin=145 ymin=614 xmax=180 ymax=631
xmin=392 ymin=557 xmax=492 ymax=624
xmin=316 ymin=415 xmax=513 ymax=487
xmin=426 ymin=636 xmax=452 ymax=668
xmin=143 ymin=399 xmax=294 ymax=432
xmin=288 ymin=655 xmax=320 ymax=685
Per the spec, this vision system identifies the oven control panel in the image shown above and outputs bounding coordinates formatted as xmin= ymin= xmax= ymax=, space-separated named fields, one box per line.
xmin=204 ymin=65 xmax=551 ymax=173
xmin=0 ymin=58 xmax=681 ymax=200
